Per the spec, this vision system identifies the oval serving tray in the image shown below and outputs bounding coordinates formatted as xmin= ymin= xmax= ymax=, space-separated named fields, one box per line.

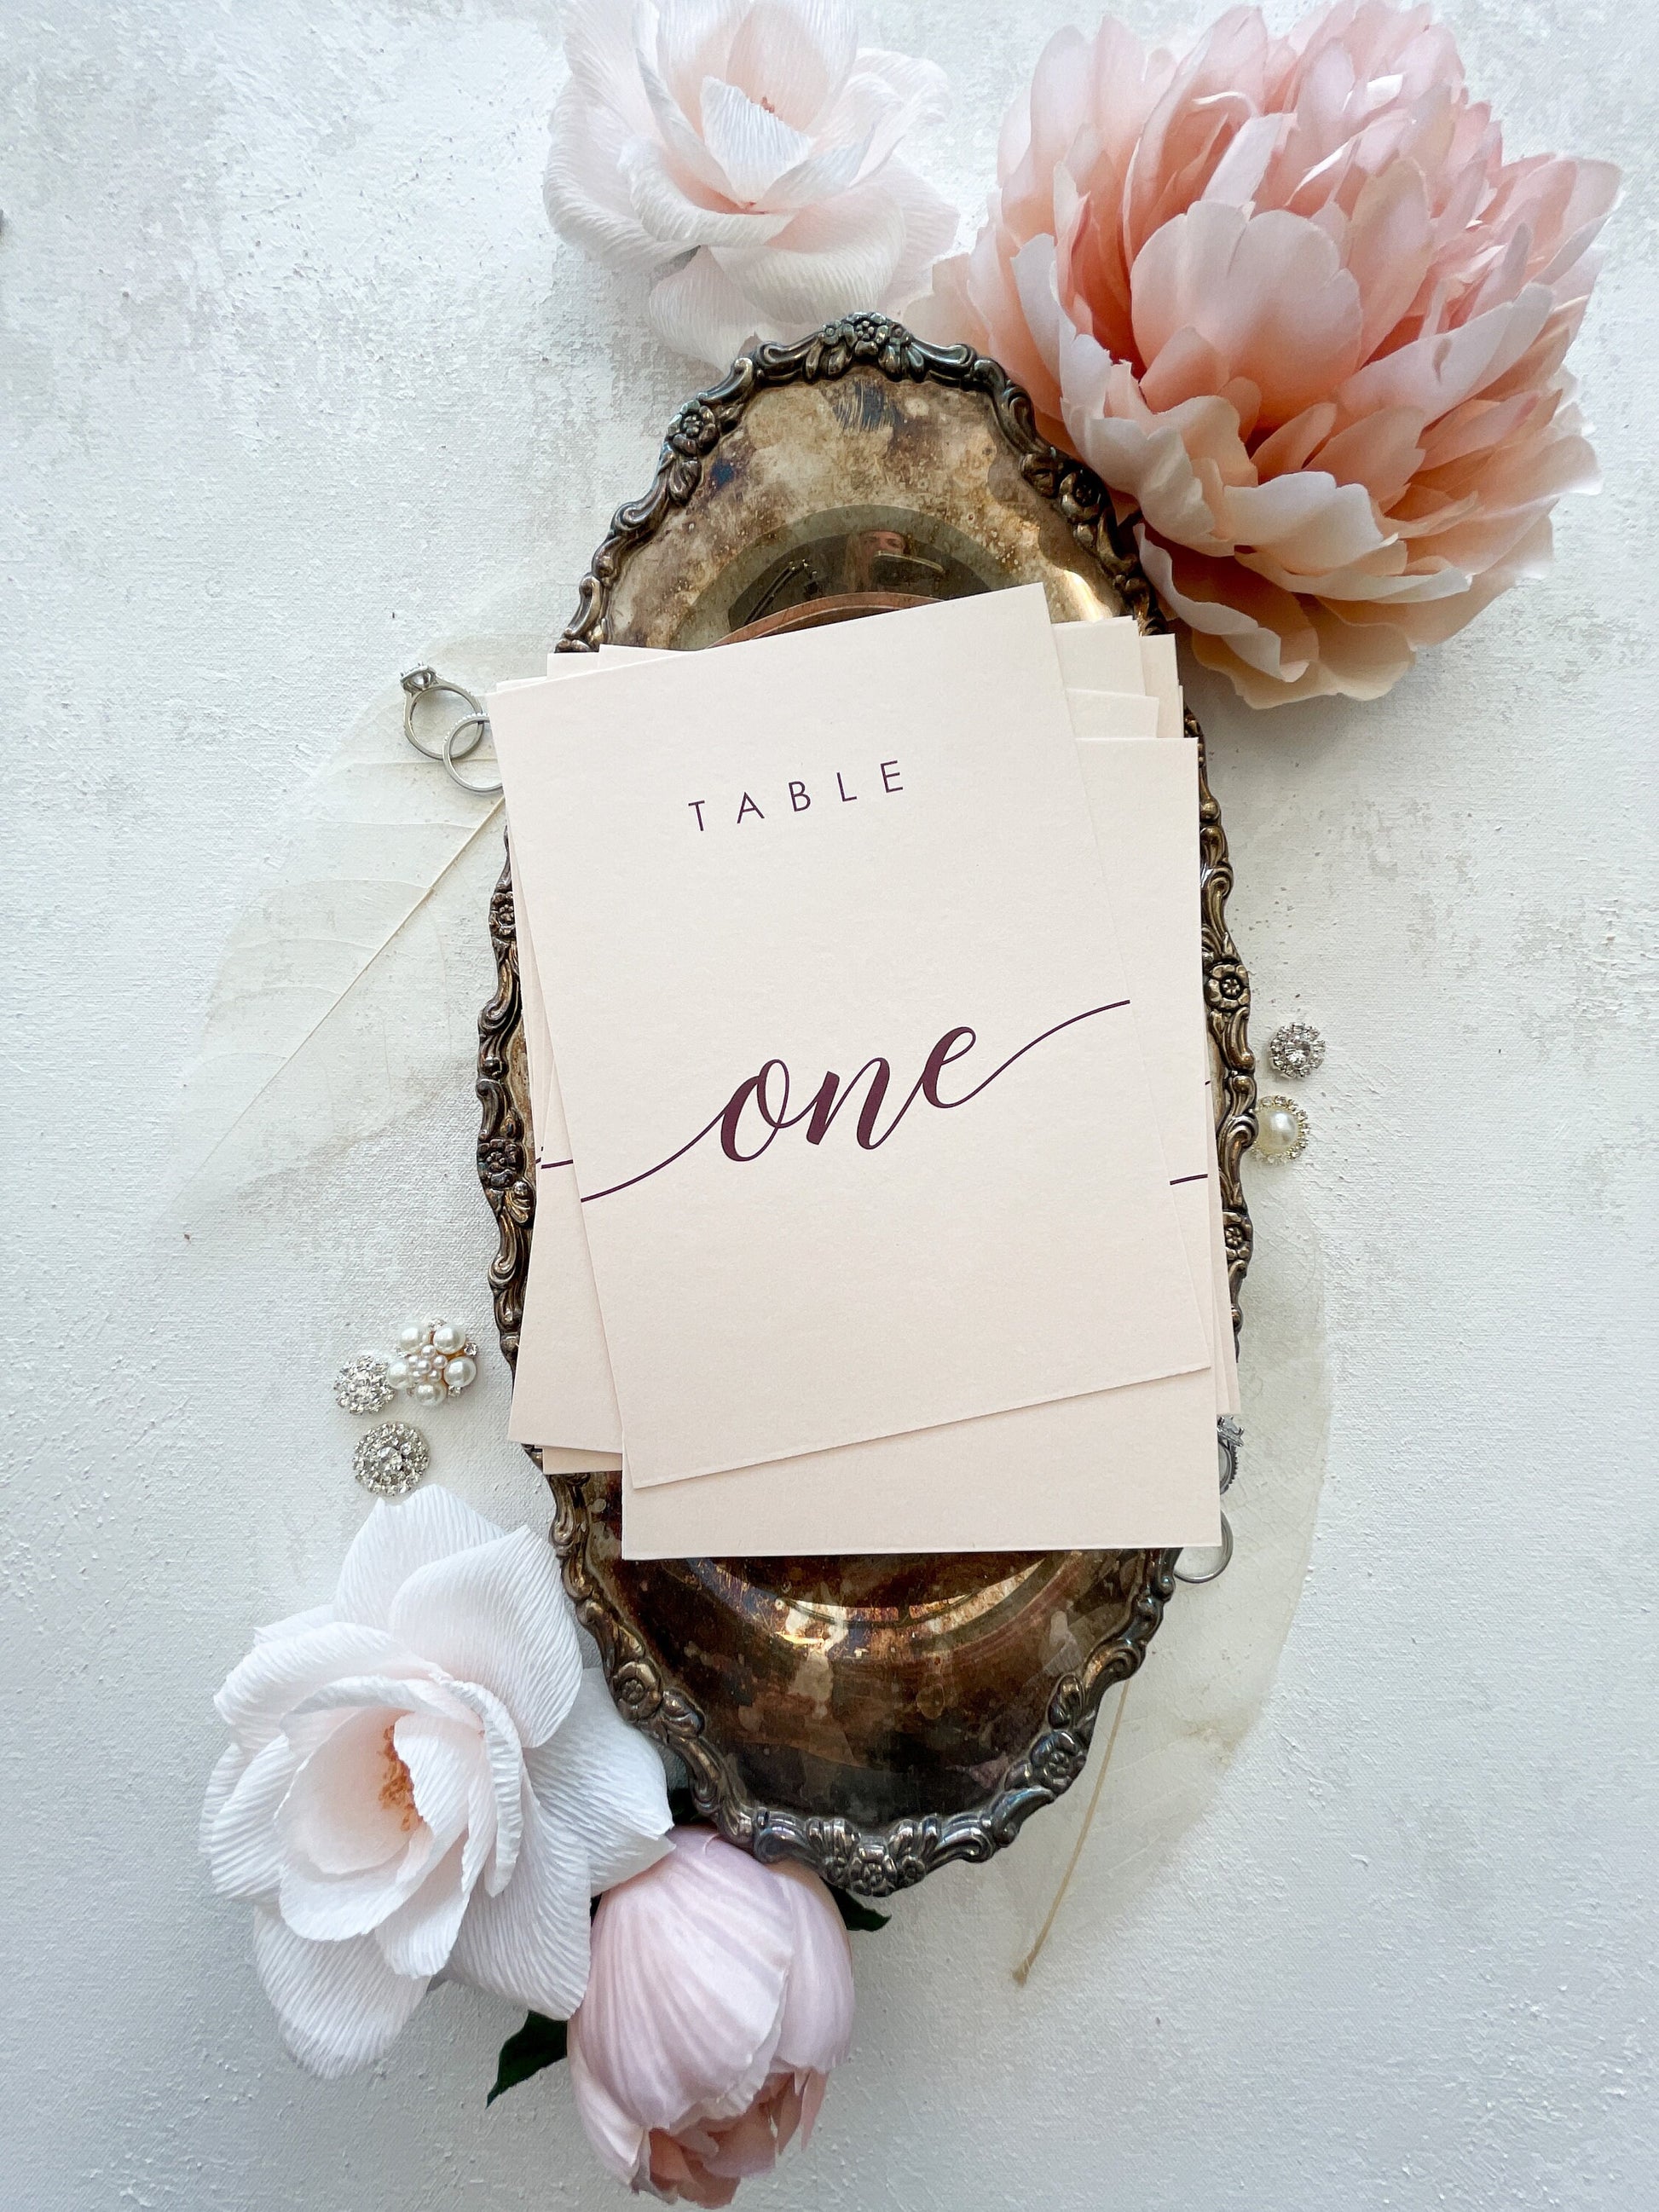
xmin=477 ymin=316 xmax=1255 ymax=1894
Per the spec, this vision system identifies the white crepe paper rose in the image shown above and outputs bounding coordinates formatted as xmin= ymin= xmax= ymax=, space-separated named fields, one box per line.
xmin=546 ymin=0 xmax=957 ymax=367
xmin=200 ymin=1487 xmax=672 ymax=2078
xmin=912 ymin=3 xmax=1619 ymax=707
xmin=569 ymin=1828 xmax=855 ymax=2205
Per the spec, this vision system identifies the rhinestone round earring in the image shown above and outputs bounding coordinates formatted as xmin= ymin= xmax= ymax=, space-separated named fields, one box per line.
xmin=353 ymin=1421 xmax=431 ymax=1498
xmin=1267 ymin=1021 xmax=1325 ymax=1081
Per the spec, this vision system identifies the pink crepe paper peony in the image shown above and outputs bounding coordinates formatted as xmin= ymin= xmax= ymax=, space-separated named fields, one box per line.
xmin=911 ymin=2 xmax=1618 ymax=706
xmin=569 ymin=1827 xmax=855 ymax=2205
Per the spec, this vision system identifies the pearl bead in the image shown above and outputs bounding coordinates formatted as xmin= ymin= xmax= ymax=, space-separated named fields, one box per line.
xmin=397 ymin=1322 xmax=425 ymax=1353
xmin=443 ymin=1355 xmax=477 ymax=1393
xmin=412 ymin=1379 xmax=442 ymax=1406
xmin=385 ymin=1358 xmax=410 ymax=1390
xmin=1255 ymin=1097 xmax=1309 ymax=1162
xmin=432 ymin=1321 xmax=466 ymax=1357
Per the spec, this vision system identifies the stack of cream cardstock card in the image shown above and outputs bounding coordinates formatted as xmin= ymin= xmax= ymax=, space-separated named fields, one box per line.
xmin=490 ymin=585 xmax=1233 ymax=1554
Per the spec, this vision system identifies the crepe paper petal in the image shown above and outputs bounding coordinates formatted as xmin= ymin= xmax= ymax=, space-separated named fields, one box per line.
xmin=1336 ymin=285 xmax=1555 ymax=427
xmin=545 ymin=82 xmax=675 ymax=278
xmin=646 ymin=249 xmax=765 ymax=366
xmin=459 ymin=1721 xmax=503 ymax=1898
xmin=1218 ymin=470 xmax=1396 ymax=573
xmin=1009 ymin=231 xmax=1071 ymax=390
xmin=1199 ymin=112 xmax=1282 ymax=211
xmin=634 ymin=23 xmax=755 ymax=205
xmin=525 ymin=1669 xmax=673 ymax=1892
xmin=559 ymin=0 xmax=659 ymax=135
xmin=289 ymin=1671 xmax=472 ymax=1726
xmin=714 ymin=185 xmax=906 ymax=324
xmin=723 ymin=0 xmax=849 ymax=132
xmin=430 ymin=1676 xmax=528 ymax=1896
xmin=394 ymin=1712 xmax=482 ymax=1859
xmin=252 ymin=1910 xmax=429 ymax=2081
xmin=624 ymin=140 xmax=796 ymax=250
xmin=376 ymin=1839 xmax=471 ymax=1979
xmin=647 ymin=0 xmax=750 ymax=123
xmin=1137 ymin=527 xmax=1317 ymax=684
xmin=765 ymin=134 xmax=870 ymax=212
xmin=699 ymin=77 xmax=815 ymax=202
xmin=388 ymin=1525 xmax=582 ymax=1751
xmin=204 ymin=1736 xmax=298 ymax=1901
xmin=448 ymin=1792 xmax=594 ymax=2020
xmin=1130 ymin=205 xmax=1364 ymax=432
xmin=200 ymin=1741 xmax=249 ymax=1849
xmin=1240 ymin=546 xmax=1471 ymax=604
xmin=878 ymin=161 xmax=959 ymax=316
xmin=771 ymin=1864 xmax=855 ymax=2075
xmin=828 ymin=47 xmax=948 ymax=141
xmin=1308 ymin=405 xmax=1425 ymax=509
xmin=333 ymin=1487 xmax=507 ymax=1631
xmin=214 ymin=1623 xmax=404 ymax=1751
xmin=276 ymin=1801 xmax=442 ymax=1943
xmin=568 ymin=2032 xmax=651 ymax=2185
xmin=1345 ymin=162 xmax=1437 ymax=363
xmin=1253 ymin=401 xmax=1342 ymax=483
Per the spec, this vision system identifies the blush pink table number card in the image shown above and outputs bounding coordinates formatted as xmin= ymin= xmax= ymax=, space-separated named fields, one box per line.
xmin=490 ymin=585 xmax=1229 ymax=1555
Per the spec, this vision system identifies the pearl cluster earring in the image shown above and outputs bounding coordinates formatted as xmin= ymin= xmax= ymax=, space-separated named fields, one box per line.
xmin=387 ymin=1320 xmax=479 ymax=1406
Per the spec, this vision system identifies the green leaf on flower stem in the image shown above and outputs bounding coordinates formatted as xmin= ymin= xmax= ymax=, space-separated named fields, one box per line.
xmin=488 ymin=2012 xmax=568 ymax=2105
xmin=830 ymin=1887 xmax=891 ymax=1933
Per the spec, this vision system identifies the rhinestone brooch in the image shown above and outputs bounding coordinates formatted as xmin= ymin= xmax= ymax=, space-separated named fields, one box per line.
xmin=353 ymin=1422 xmax=431 ymax=1498
xmin=1267 ymin=1021 xmax=1326 ymax=1081
xmin=332 ymin=1354 xmax=395 ymax=1416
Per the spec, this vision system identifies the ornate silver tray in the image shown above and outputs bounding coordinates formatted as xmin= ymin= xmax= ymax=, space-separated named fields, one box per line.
xmin=477 ymin=315 xmax=1255 ymax=1894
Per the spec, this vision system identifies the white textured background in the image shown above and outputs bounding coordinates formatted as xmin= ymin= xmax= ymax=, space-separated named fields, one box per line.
xmin=3 ymin=3 xmax=1656 ymax=2206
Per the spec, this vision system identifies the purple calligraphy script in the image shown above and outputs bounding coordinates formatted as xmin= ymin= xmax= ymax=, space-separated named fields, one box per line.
xmin=581 ymin=1002 xmax=1131 ymax=1204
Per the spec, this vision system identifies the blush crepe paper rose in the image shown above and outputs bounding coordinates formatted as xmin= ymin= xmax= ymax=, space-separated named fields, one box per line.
xmin=569 ymin=1827 xmax=856 ymax=2206
xmin=912 ymin=2 xmax=1618 ymax=706
xmin=546 ymin=0 xmax=957 ymax=367
xmin=200 ymin=1486 xmax=673 ymax=2077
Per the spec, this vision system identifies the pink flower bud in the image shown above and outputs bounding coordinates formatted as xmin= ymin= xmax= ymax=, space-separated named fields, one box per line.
xmin=569 ymin=1828 xmax=855 ymax=2203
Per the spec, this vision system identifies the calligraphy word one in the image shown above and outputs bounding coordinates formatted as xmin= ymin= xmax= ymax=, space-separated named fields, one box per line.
xmin=686 ymin=759 xmax=902 ymax=831
xmin=581 ymin=1002 xmax=1129 ymax=1203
